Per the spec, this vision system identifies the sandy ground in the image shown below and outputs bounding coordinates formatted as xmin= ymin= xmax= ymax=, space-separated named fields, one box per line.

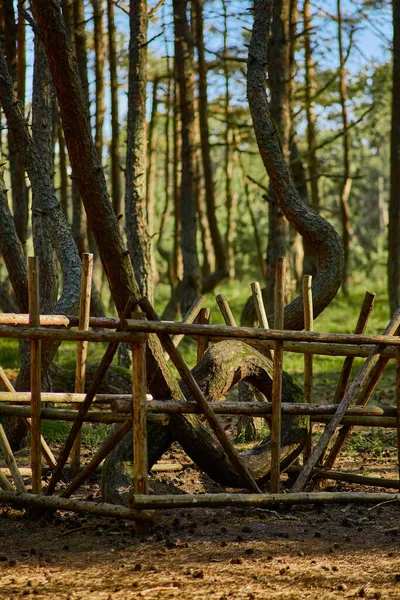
xmin=1 ymin=442 xmax=400 ymax=600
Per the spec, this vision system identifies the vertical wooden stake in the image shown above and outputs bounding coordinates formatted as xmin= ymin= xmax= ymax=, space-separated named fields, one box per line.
xmin=0 ymin=424 xmax=25 ymax=492
xmin=270 ymin=257 xmax=285 ymax=493
xmin=396 ymin=347 xmax=400 ymax=481
xmin=215 ymin=294 xmax=237 ymax=326
xmin=303 ymin=275 xmax=313 ymax=461
xmin=131 ymin=312 xmax=148 ymax=532
xmin=0 ymin=367 xmax=56 ymax=469
xmin=28 ymin=256 xmax=42 ymax=495
xmin=251 ymin=281 xmax=273 ymax=361
xmin=71 ymin=253 xmax=94 ymax=477
xmin=197 ymin=307 xmax=210 ymax=363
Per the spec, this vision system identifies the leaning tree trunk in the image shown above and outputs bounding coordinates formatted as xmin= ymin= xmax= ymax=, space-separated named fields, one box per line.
xmin=241 ymin=0 xmax=343 ymax=331
xmin=0 ymin=153 xmax=28 ymax=313
xmin=0 ymin=44 xmax=82 ymax=447
xmin=30 ymin=0 xmax=315 ymax=497
xmin=3 ymin=0 xmax=27 ymax=251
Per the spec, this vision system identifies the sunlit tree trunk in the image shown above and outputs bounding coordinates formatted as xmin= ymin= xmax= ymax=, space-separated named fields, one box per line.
xmin=265 ymin=0 xmax=291 ymax=312
xmin=72 ymin=0 xmax=88 ymax=255
xmin=389 ymin=0 xmax=400 ymax=314
xmin=337 ymin=0 xmax=352 ymax=295
xmin=125 ymin=0 xmax=154 ymax=301
xmin=302 ymin=0 xmax=319 ymax=277
xmin=107 ymin=0 xmax=121 ymax=218
xmin=92 ymin=0 xmax=105 ymax=164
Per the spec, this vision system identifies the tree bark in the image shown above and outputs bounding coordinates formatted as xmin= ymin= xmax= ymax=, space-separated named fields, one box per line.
xmin=173 ymin=0 xmax=201 ymax=314
xmin=102 ymin=340 xmax=308 ymax=503
xmin=337 ymin=0 xmax=352 ymax=296
xmin=193 ymin=0 xmax=226 ymax=274
xmin=242 ymin=0 xmax=344 ymax=330
xmin=125 ymin=0 xmax=154 ymax=301
xmin=302 ymin=0 xmax=319 ymax=277
xmin=107 ymin=0 xmax=121 ymax=217
xmin=3 ymin=0 xmax=27 ymax=250
xmin=71 ymin=0 xmax=88 ymax=256
xmin=92 ymin=0 xmax=105 ymax=164
xmin=264 ymin=0 xmax=291 ymax=312
xmin=0 ymin=154 xmax=28 ymax=313
xmin=0 ymin=43 xmax=81 ymax=446
xmin=32 ymin=37 xmax=59 ymax=314
xmin=388 ymin=1 xmax=400 ymax=314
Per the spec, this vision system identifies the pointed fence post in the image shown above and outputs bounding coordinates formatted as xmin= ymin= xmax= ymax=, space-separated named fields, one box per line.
xmin=71 ymin=253 xmax=94 ymax=477
xmin=270 ymin=257 xmax=285 ymax=493
xmin=303 ymin=275 xmax=313 ymax=461
xmin=28 ymin=256 xmax=42 ymax=494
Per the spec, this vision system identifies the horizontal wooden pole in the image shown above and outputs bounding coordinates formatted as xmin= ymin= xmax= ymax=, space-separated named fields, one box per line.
xmin=212 ymin=337 xmax=399 ymax=359
xmin=311 ymin=415 xmax=397 ymax=428
xmin=119 ymin=319 xmax=400 ymax=348
xmin=130 ymin=491 xmax=400 ymax=509
xmin=0 ymin=326 xmax=146 ymax=344
xmin=3 ymin=318 xmax=400 ymax=350
xmin=0 ymin=314 xmax=70 ymax=327
xmin=0 ymin=490 xmax=153 ymax=522
xmin=0 ymin=394 xmax=397 ymax=422
xmin=0 ymin=404 xmax=169 ymax=425
xmin=287 ymin=465 xmax=400 ymax=490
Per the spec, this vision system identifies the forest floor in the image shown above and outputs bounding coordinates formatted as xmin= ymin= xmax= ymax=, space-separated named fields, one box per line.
xmin=1 ymin=429 xmax=400 ymax=600
xmin=1 ymin=282 xmax=400 ymax=599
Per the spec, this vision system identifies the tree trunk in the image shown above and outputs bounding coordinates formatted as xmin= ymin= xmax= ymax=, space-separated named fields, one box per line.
xmin=302 ymin=0 xmax=319 ymax=277
xmin=3 ymin=0 xmax=27 ymax=250
xmin=222 ymin=0 xmax=235 ymax=279
xmin=32 ymin=37 xmax=59 ymax=314
xmin=193 ymin=0 xmax=226 ymax=274
xmin=102 ymin=340 xmax=308 ymax=503
xmin=71 ymin=0 xmax=89 ymax=256
xmin=0 ymin=153 xmax=28 ymax=313
xmin=0 ymin=44 xmax=81 ymax=446
xmin=57 ymin=112 xmax=70 ymax=221
xmin=107 ymin=0 xmax=121 ymax=218
xmin=125 ymin=0 xmax=154 ymax=301
xmin=264 ymin=0 xmax=291 ymax=313
xmin=173 ymin=0 xmax=201 ymax=314
xmin=92 ymin=0 xmax=105 ymax=165
xmin=337 ymin=0 xmax=352 ymax=296
xmin=146 ymin=78 xmax=160 ymax=239
xmin=242 ymin=0 xmax=344 ymax=331
xmin=389 ymin=2 xmax=400 ymax=314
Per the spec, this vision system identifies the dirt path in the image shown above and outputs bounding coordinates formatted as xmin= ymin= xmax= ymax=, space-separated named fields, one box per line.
xmin=1 ymin=497 xmax=400 ymax=600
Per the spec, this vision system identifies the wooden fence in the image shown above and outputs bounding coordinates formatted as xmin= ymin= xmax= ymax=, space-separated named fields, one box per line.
xmin=0 ymin=254 xmax=400 ymax=529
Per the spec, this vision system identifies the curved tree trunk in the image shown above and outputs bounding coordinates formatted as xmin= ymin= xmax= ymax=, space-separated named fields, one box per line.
xmin=102 ymin=340 xmax=308 ymax=503
xmin=241 ymin=0 xmax=344 ymax=330
xmin=0 ymin=45 xmax=81 ymax=446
